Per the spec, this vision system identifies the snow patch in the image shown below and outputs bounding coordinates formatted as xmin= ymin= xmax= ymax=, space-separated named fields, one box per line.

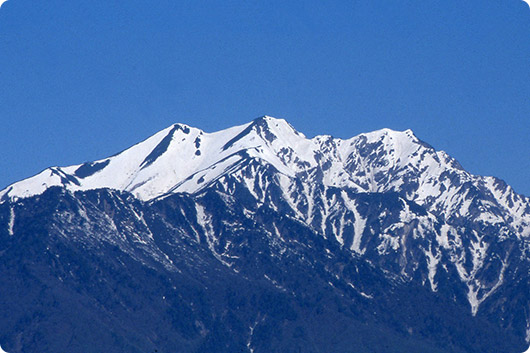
xmin=424 ymin=248 xmax=440 ymax=291
xmin=458 ymin=258 xmax=508 ymax=316
xmin=351 ymin=200 xmax=366 ymax=254
xmin=247 ymin=314 xmax=265 ymax=353
xmin=195 ymin=203 xmax=233 ymax=268
xmin=7 ymin=206 xmax=14 ymax=236
xmin=437 ymin=224 xmax=451 ymax=249
xmin=347 ymin=282 xmax=373 ymax=299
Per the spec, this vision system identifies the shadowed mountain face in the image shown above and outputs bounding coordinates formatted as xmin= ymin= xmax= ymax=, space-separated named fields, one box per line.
xmin=0 ymin=117 xmax=529 ymax=353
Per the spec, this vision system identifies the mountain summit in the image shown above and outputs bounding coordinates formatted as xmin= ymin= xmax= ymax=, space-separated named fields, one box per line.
xmin=0 ymin=116 xmax=529 ymax=353
xmin=3 ymin=116 xmax=529 ymax=238
xmin=2 ymin=116 xmax=421 ymax=201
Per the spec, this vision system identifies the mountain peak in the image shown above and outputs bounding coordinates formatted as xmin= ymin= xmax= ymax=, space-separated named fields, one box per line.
xmin=1 ymin=115 xmax=527 ymax=239
xmin=360 ymin=127 xmax=419 ymax=143
xmin=251 ymin=115 xmax=302 ymax=137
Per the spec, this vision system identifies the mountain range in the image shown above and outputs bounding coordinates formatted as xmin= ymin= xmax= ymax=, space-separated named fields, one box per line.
xmin=0 ymin=116 xmax=529 ymax=352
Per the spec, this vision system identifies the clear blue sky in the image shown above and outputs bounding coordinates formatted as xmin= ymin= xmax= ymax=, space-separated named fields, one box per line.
xmin=1 ymin=1 xmax=529 ymax=195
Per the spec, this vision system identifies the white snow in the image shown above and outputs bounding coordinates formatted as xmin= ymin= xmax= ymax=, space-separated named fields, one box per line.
xmin=350 ymin=200 xmax=367 ymax=254
xmin=0 ymin=117 xmax=436 ymax=203
xmin=424 ymin=248 xmax=440 ymax=292
xmin=347 ymin=282 xmax=373 ymax=299
xmin=195 ymin=203 xmax=232 ymax=268
xmin=7 ymin=206 xmax=14 ymax=236
xmin=437 ymin=224 xmax=451 ymax=249
xmin=456 ymin=254 xmax=508 ymax=316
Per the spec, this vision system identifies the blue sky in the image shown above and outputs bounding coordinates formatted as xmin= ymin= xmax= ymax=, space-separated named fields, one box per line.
xmin=1 ymin=0 xmax=529 ymax=195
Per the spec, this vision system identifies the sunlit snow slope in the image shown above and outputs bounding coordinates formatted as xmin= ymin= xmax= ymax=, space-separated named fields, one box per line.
xmin=2 ymin=116 xmax=529 ymax=235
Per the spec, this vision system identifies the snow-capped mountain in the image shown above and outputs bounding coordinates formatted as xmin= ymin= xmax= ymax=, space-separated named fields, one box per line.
xmin=3 ymin=116 xmax=529 ymax=242
xmin=3 ymin=116 xmax=529 ymax=230
xmin=0 ymin=116 xmax=529 ymax=353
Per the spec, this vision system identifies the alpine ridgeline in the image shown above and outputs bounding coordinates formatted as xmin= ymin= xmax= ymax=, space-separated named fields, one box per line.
xmin=0 ymin=116 xmax=529 ymax=353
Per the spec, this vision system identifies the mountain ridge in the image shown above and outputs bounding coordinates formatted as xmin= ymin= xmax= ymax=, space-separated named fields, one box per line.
xmin=0 ymin=116 xmax=529 ymax=352
xmin=2 ymin=116 xmax=527 ymax=201
xmin=3 ymin=116 xmax=529 ymax=242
